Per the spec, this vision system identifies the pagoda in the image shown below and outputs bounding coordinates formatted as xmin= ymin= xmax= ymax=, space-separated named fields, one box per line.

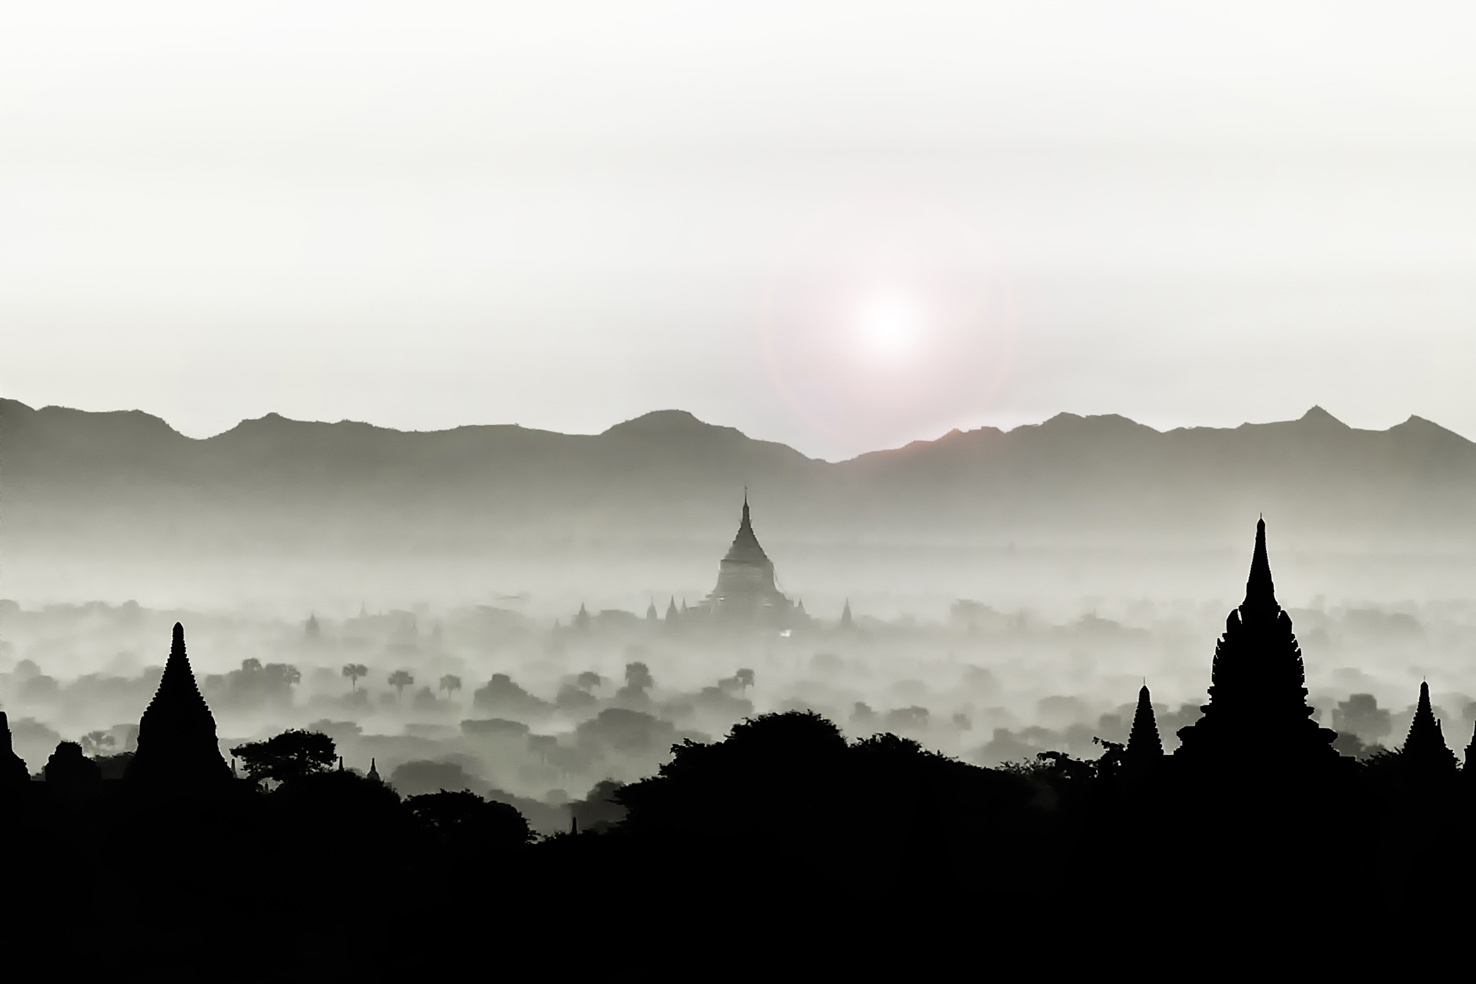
xmin=695 ymin=493 xmax=801 ymax=627
xmin=1400 ymin=681 xmax=1457 ymax=777
xmin=125 ymin=623 xmax=232 ymax=790
xmin=1125 ymin=684 xmax=1164 ymax=765
xmin=1174 ymin=519 xmax=1339 ymax=770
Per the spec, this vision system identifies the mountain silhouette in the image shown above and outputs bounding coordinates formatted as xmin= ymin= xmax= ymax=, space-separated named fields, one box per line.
xmin=3 ymin=400 xmax=1475 ymax=563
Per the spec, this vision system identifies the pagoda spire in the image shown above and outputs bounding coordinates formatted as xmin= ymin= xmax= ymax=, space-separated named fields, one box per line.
xmin=125 ymin=622 xmax=231 ymax=790
xmin=1174 ymin=518 xmax=1339 ymax=771
xmin=1126 ymin=684 xmax=1164 ymax=762
xmin=1243 ymin=515 xmax=1276 ymax=613
xmin=1401 ymin=681 xmax=1457 ymax=776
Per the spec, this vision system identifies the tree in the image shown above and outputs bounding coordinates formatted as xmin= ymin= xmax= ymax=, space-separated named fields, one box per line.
xmin=576 ymin=671 xmax=603 ymax=691
xmin=265 ymin=663 xmax=302 ymax=689
xmin=735 ymin=668 xmax=755 ymax=695
xmin=624 ymin=662 xmax=653 ymax=691
xmin=439 ymin=674 xmax=462 ymax=698
xmin=388 ymin=669 xmax=415 ymax=699
xmin=342 ymin=664 xmax=368 ymax=691
xmin=80 ymin=730 xmax=115 ymax=758
xmin=407 ymin=790 xmax=534 ymax=852
xmin=230 ymin=729 xmax=337 ymax=787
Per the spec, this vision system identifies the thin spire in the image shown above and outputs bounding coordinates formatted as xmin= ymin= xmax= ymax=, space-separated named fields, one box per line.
xmin=1402 ymin=680 xmax=1456 ymax=774
xmin=1127 ymin=684 xmax=1164 ymax=761
xmin=1243 ymin=517 xmax=1276 ymax=609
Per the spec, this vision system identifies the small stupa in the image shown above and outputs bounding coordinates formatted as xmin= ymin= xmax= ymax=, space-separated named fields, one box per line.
xmin=1400 ymin=681 xmax=1457 ymax=777
xmin=125 ymin=623 xmax=232 ymax=790
xmin=1125 ymin=684 xmax=1164 ymax=765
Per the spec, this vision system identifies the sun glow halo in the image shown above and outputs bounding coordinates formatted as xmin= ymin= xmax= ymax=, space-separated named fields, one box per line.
xmin=856 ymin=291 xmax=923 ymax=362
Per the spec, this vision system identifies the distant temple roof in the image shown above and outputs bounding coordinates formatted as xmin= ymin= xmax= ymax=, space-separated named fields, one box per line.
xmin=722 ymin=494 xmax=772 ymax=568
xmin=696 ymin=493 xmax=801 ymax=626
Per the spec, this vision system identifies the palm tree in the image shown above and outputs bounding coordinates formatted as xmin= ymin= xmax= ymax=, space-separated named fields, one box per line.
xmin=388 ymin=669 xmax=414 ymax=699
xmin=439 ymin=674 xmax=462 ymax=698
xmin=342 ymin=664 xmax=368 ymax=691
xmin=736 ymin=668 xmax=755 ymax=696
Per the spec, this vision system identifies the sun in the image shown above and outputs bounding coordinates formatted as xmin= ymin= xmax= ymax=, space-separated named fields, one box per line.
xmin=855 ymin=290 xmax=922 ymax=361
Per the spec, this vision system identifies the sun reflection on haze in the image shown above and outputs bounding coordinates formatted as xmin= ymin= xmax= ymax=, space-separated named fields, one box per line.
xmin=759 ymin=197 xmax=1017 ymax=455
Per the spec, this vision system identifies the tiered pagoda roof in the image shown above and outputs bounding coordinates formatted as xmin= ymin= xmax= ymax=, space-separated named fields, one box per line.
xmin=1401 ymin=681 xmax=1457 ymax=776
xmin=1174 ymin=519 xmax=1339 ymax=770
xmin=1126 ymin=685 xmax=1164 ymax=764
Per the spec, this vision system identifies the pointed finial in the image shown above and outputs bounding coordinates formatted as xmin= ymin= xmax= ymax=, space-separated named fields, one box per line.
xmin=172 ymin=622 xmax=185 ymax=647
xmin=1243 ymin=517 xmax=1276 ymax=609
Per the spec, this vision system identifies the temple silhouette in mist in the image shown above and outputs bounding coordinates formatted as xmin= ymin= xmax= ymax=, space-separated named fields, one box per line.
xmin=125 ymin=622 xmax=232 ymax=789
xmin=690 ymin=492 xmax=805 ymax=628
xmin=5 ymin=513 xmax=1476 ymax=962
xmin=577 ymin=492 xmax=811 ymax=633
xmin=1172 ymin=517 xmax=1342 ymax=770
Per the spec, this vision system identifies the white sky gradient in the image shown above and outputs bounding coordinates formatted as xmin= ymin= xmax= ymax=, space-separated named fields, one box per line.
xmin=4 ymin=1 xmax=1476 ymax=458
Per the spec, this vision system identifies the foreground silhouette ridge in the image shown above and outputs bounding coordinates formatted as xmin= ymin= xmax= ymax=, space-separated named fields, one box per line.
xmin=1174 ymin=519 xmax=1338 ymax=770
xmin=0 ymin=712 xmax=30 ymax=792
xmin=125 ymin=622 xmax=231 ymax=789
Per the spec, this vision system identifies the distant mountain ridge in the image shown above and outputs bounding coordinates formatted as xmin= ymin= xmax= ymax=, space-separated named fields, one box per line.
xmin=3 ymin=399 xmax=1475 ymax=557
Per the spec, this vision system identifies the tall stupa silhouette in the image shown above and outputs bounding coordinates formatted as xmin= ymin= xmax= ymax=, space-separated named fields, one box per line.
xmin=125 ymin=623 xmax=232 ymax=789
xmin=1174 ymin=519 xmax=1339 ymax=769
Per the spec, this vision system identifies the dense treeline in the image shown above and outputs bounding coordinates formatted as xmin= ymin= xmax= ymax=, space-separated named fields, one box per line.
xmin=2 ymin=708 xmax=1470 ymax=972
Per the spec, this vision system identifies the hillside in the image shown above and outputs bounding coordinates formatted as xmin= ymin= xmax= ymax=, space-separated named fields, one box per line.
xmin=4 ymin=400 xmax=1475 ymax=561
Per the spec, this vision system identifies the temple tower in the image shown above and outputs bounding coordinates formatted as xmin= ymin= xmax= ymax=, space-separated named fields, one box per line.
xmin=1126 ymin=684 xmax=1164 ymax=764
xmin=1400 ymin=681 xmax=1457 ymax=777
xmin=1174 ymin=519 xmax=1338 ymax=769
xmin=697 ymin=493 xmax=800 ymax=626
xmin=125 ymin=623 xmax=232 ymax=790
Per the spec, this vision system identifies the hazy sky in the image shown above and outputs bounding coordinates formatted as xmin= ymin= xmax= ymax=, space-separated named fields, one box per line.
xmin=4 ymin=1 xmax=1476 ymax=459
